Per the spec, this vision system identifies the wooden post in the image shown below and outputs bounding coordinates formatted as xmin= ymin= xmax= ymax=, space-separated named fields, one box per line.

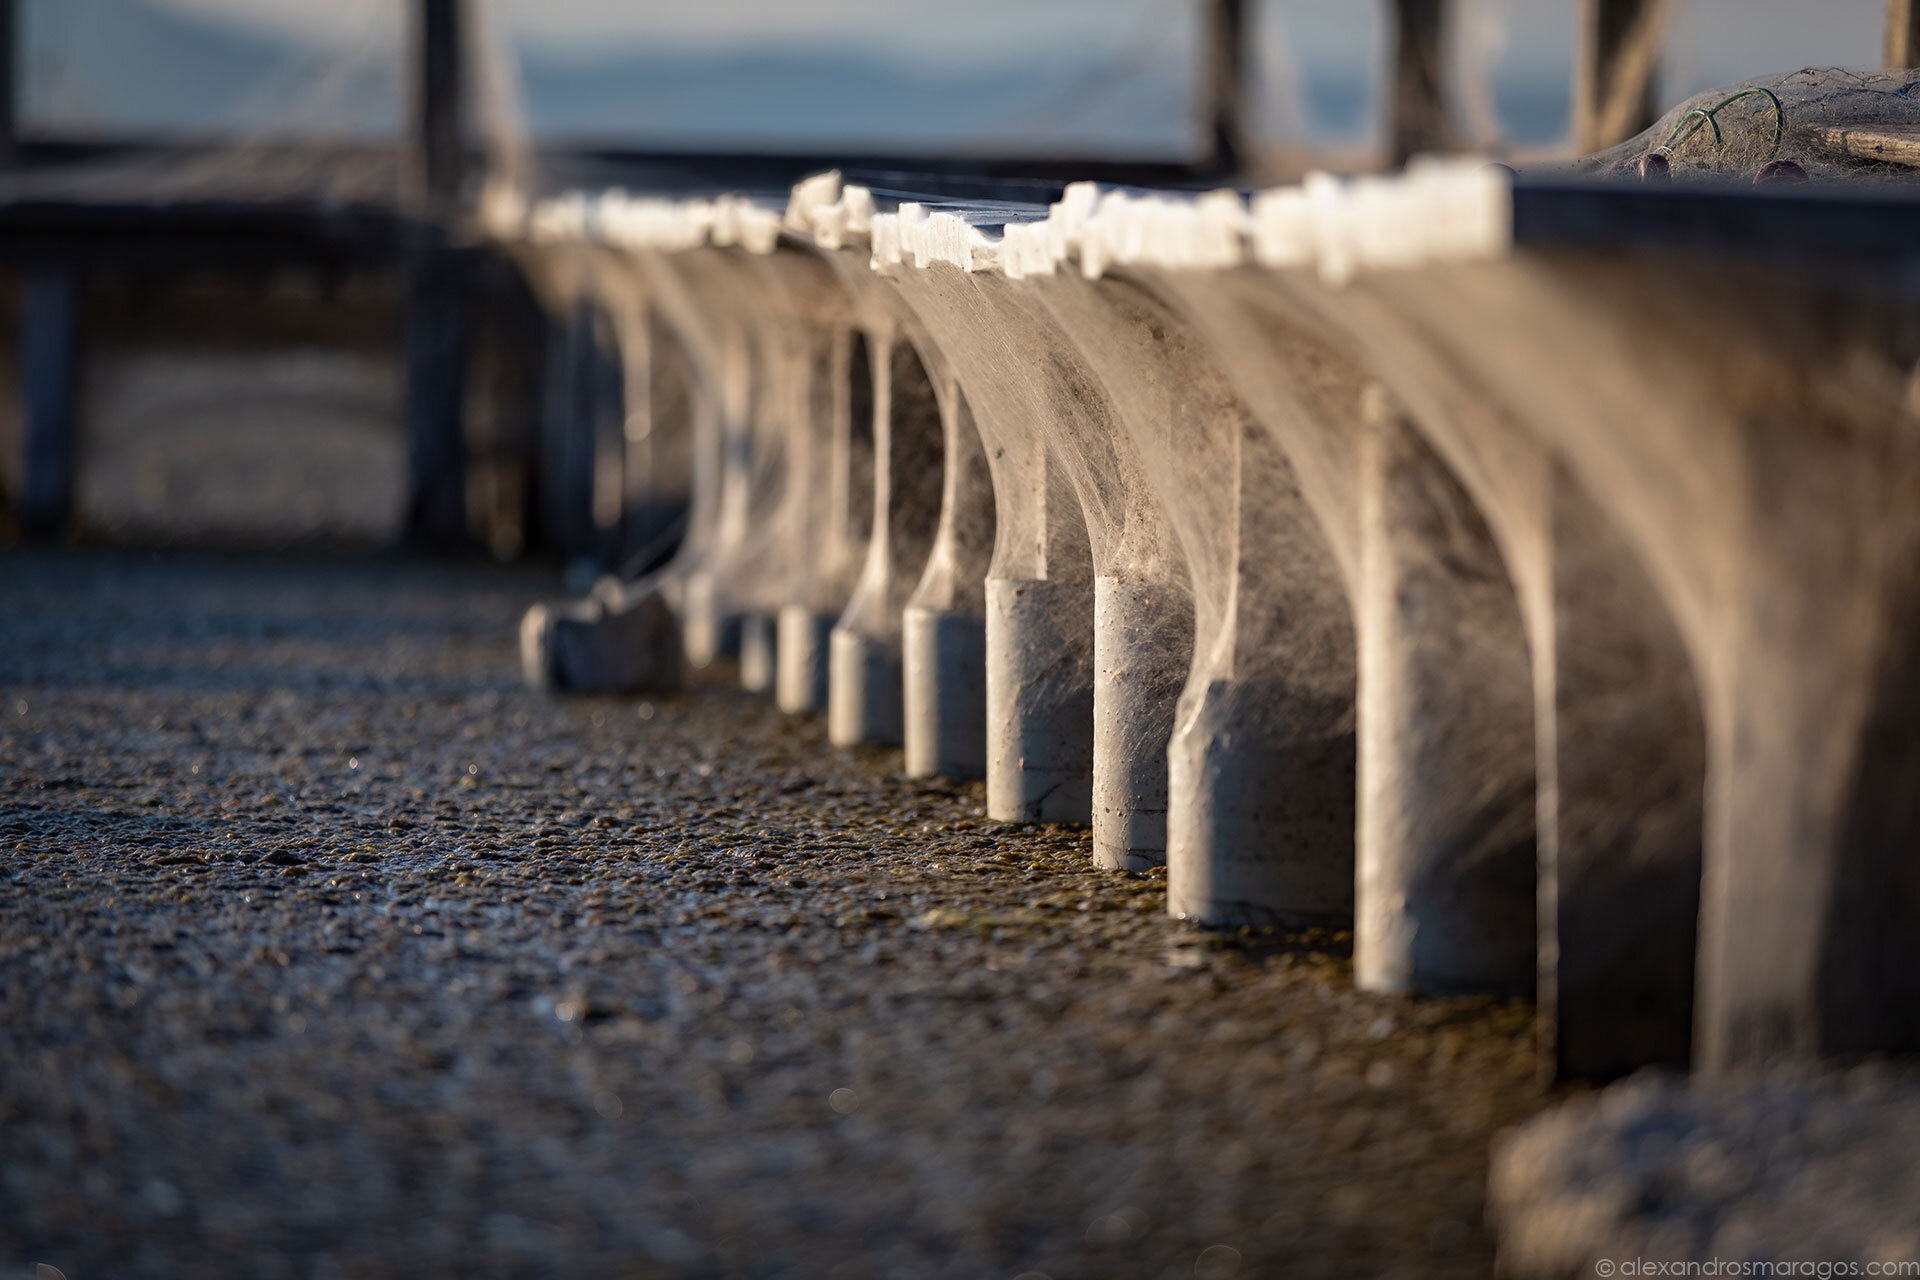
xmin=1890 ymin=0 xmax=1920 ymax=66
xmin=1204 ymin=0 xmax=1249 ymax=177
xmin=414 ymin=0 xmax=465 ymax=215
xmin=1574 ymin=0 xmax=1670 ymax=153
xmin=403 ymin=0 xmax=471 ymax=547
xmin=1390 ymin=0 xmax=1449 ymax=169
xmin=21 ymin=266 xmax=78 ymax=540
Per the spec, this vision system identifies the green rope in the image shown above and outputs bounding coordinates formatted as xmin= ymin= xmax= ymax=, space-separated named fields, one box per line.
xmin=1657 ymin=86 xmax=1787 ymax=165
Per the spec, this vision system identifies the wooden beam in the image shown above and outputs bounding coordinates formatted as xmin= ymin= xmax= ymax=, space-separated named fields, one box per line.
xmin=1574 ymin=0 xmax=1671 ymax=153
xmin=20 ymin=266 xmax=78 ymax=540
xmin=405 ymin=0 xmax=472 ymax=546
xmin=1390 ymin=0 xmax=1449 ymax=169
xmin=413 ymin=0 xmax=465 ymax=214
xmin=1204 ymin=0 xmax=1249 ymax=177
xmin=1890 ymin=0 xmax=1920 ymax=66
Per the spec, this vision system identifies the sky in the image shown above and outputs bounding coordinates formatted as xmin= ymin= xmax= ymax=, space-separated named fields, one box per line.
xmin=29 ymin=0 xmax=1897 ymax=152
xmin=144 ymin=0 xmax=1888 ymax=73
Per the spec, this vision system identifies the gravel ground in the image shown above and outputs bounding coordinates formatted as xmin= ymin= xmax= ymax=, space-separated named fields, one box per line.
xmin=1 ymin=549 xmax=1553 ymax=1280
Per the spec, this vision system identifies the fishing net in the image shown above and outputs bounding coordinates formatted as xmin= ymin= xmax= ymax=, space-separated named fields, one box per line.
xmin=1572 ymin=66 xmax=1920 ymax=183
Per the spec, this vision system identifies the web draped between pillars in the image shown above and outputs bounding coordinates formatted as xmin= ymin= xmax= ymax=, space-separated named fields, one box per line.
xmin=507 ymin=107 xmax=1920 ymax=1077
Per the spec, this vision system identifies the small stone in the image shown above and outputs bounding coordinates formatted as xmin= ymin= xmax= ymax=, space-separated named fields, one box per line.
xmin=1754 ymin=158 xmax=1811 ymax=185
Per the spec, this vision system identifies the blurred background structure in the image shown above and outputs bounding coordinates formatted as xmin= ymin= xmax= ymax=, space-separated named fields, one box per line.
xmin=0 ymin=0 xmax=1900 ymax=556
xmin=9 ymin=0 xmax=1901 ymax=155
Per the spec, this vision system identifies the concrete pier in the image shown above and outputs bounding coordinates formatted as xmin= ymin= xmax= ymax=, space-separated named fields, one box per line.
xmin=890 ymin=269 xmax=1099 ymax=822
xmin=1354 ymin=387 xmax=1536 ymax=996
xmin=901 ymin=375 xmax=994 ymax=778
xmin=829 ymin=335 xmax=944 ymax=747
xmin=503 ymin=94 xmax=1920 ymax=1081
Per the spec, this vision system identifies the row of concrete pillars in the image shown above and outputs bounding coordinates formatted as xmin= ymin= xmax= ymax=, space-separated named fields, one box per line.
xmin=520 ymin=195 xmax=1920 ymax=1086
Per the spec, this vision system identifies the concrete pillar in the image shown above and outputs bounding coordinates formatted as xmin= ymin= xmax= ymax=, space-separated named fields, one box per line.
xmin=1542 ymin=470 xmax=1703 ymax=1077
xmin=779 ymin=328 xmax=874 ymax=715
xmin=728 ymin=336 xmax=793 ymax=694
xmin=679 ymin=329 xmax=753 ymax=670
xmin=723 ymin=250 xmax=865 ymax=704
xmin=1164 ymin=413 xmax=1356 ymax=926
xmin=892 ymin=273 xmax=1106 ymax=822
xmin=1151 ymin=263 xmax=1559 ymax=1000
xmin=20 ymin=266 xmax=78 ymax=541
xmin=1351 ymin=249 xmax=1920 ymax=1071
xmin=520 ymin=272 xmax=717 ymax=695
xmin=973 ymin=276 xmax=1194 ymax=857
xmin=974 ymin=422 xmax=1095 ymax=827
xmin=986 ymin=570 xmax=1095 ymax=821
xmin=1695 ymin=422 xmax=1920 ymax=1070
xmin=1090 ymin=573 xmax=1191 ymax=870
xmin=647 ymin=250 xmax=818 ymax=682
xmin=903 ymin=377 xmax=994 ymax=779
xmin=1027 ymin=271 xmax=1352 ymax=910
xmin=778 ymin=610 xmax=836 ymax=712
xmin=1354 ymin=387 xmax=1536 ymax=996
xmin=739 ymin=612 xmax=778 ymax=692
xmin=829 ymin=335 xmax=945 ymax=747
xmin=600 ymin=270 xmax=692 ymax=578
xmin=1026 ymin=280 xmax=1197 ymax=871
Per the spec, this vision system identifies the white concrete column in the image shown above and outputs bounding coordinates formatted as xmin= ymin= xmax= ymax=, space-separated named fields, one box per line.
xmin=668 ymin=253 xmax=769 ymax=671
xmin=739 ymin=612 xmax=778 ymax=692
xmin=888 ymin=270 xmax=1100 ymax=823
xmin=1011 ymin=276 xmax=1193 ymax=867
xmin=829 ymin=334 xmax=945 ymax=747
xmin=1695 ymin=416 xmax=1920 ymax=1070
xmin=1090 ymin=574 xmax=1191 ymax=869
xmin=779 ymin=327 xmax=873 ymax=714
xmin=903 ymin=375 xmax=995 ymax=779
xmin=718 ymin=252 xmax=864 ymax=703
xmin=1163 ymin=412 xmax=1356 ymax=926
xmin=1543 ymin=468 xmax=1703 ymax=1077
xmin=1031 ymin=271 xmax=1350 ymax=915
xmin=1143 ymin=267 xmax=1554 ymax=976
xmin=1354 ymin=386 xmax=1536 ymax=996
xmin=985 ymin=574 xmax=1095 ymax=821
xmin=1355 ymin=252 xmax=1920 ymax=1070
xmin=518 ymin=256 xmax=716 ymax=695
